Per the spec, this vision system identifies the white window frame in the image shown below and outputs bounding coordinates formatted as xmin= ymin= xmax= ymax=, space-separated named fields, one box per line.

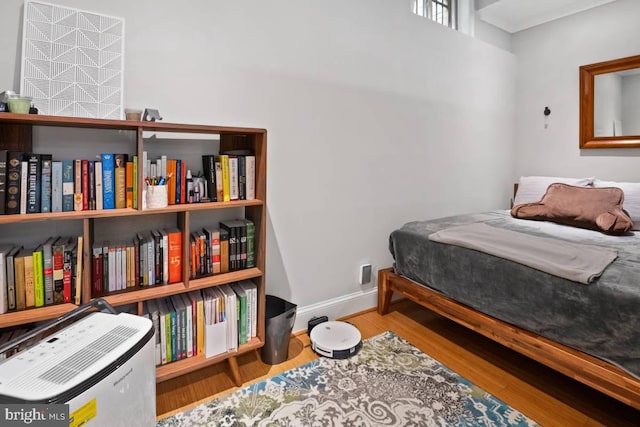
xmin=412 ymin=0 xmax=457 ymax=30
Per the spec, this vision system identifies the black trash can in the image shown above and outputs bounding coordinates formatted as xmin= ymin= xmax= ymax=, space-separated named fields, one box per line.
xmin=261 ymin=295 xmax=297 ymax=365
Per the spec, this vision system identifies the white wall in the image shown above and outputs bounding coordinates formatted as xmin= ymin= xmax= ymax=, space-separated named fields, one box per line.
xmin=512 ymin=0 xmax=640 ymax=182
xmin=0 ymin=0 xmax=516 ymax=330
xmin=474 ymin=19 xmax=512 ymax=52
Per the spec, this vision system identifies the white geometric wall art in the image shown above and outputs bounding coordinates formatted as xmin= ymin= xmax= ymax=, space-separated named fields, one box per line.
xmin=20 ymin=1 xmax=125 ymax=119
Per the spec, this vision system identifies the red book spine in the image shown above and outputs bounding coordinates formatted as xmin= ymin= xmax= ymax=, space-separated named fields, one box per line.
xmin=81 ymin=160 xmax=89 ymax=210
xmin=92 ymin=253 xmax=102 ymax=296
xmin=180 ymin=160 xmax=187 ymax=204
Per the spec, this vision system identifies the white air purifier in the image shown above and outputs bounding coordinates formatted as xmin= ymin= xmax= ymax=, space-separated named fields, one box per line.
xmin=0 ymin=302 xmax=156 ymax=427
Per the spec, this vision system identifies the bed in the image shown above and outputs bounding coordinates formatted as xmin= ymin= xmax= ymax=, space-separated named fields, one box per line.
xmin=379 ymin=207 xmax=640 ymax=410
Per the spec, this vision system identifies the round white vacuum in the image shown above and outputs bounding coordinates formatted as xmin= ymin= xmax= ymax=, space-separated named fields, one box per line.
xmin=310 ymin=321 xmax=362 ymax=359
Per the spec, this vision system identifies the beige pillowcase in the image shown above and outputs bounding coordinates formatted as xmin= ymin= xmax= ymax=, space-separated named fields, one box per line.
xmin=511 ymin=183 xmax=633 ymax=235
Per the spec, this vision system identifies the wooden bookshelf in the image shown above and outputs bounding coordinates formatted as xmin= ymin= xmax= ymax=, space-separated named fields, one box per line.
xmin=0 ymin=113 xmax=267 ymax=385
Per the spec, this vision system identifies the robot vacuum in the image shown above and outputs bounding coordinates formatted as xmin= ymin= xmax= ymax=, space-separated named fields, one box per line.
xmin=310 ymin=321 xmax=362 ymax=359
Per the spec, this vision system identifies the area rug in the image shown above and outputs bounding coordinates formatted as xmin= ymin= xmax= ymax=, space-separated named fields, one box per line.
xmin=157 ymin=331 xmax=538 ymax=426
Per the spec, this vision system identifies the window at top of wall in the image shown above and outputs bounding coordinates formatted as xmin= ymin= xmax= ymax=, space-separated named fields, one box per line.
xmin=412 ymin=0 xmax=457 ymax=30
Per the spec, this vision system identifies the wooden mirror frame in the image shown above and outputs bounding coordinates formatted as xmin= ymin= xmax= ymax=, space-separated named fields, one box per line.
xmin=579 ymin=54 xmax=640 ymax=149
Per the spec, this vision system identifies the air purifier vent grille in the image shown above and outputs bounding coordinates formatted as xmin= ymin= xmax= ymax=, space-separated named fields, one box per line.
xmin=38 ymin=325 xmax=138 ymax=385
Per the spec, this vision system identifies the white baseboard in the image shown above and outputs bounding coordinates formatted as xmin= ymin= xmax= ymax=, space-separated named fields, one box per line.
xmin=292 ymin=288 xmax=378 ymax=333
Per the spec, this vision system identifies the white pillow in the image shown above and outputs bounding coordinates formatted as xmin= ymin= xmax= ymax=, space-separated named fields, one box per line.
xmin=594 ymin=179 xmax=640 ymax=231
xmin=513 ymin=176 xmax=594 ymax=206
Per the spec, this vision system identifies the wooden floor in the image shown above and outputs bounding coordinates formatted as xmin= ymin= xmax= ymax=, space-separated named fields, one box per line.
xmin=157 ymin=300 xmax=640 ymax=426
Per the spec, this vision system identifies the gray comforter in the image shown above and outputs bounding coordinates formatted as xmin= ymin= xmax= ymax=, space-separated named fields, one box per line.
xmin=389 ymin=210 xmax=640 ymax=377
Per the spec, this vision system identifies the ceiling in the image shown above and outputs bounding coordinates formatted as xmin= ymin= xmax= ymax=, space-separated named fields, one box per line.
xmin=476 ymin=0 xmax=618 ymax=34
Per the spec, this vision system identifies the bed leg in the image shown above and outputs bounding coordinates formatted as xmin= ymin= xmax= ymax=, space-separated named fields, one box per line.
xmin=378 ymin=268 xmax=393 ymax=315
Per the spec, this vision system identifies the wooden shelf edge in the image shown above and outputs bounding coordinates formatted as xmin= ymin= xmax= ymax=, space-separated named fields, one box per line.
xmin=0 ymin=200 xmax=265 ymax=224
xmin=0 ymin=113 xmax=266 ymax=135
xmin=0 ymin=304 xmax=78 ymax=328
xmin=98 ymin=268 xmax=262 ymax=306
xmin=99 ymin=283 xmax=187 ymax=307
xmin=142 ymin=199 xmax=263 ymax=214
xmin=188 ymin=268 xmax=263 ymax=290
xmin=155 ymin=338 xmax=264 ymax=382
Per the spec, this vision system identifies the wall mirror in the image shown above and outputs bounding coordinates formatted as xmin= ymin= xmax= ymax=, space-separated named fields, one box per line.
xmin=580 ymin=54 xmax=640 ymax=148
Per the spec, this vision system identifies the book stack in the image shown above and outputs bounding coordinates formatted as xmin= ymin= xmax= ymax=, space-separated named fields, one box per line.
xmin=0 ymin=150 xmax=138 ymax=215
xmin=92 ymin=229 xmax=182 ymax=297
xmin=0 ymin=236 xmax=82 ymax=313
xmin=189 ymin=219 xmax=255 ymax=280
xmin=142 ymin=280 xmax=257 ymax=365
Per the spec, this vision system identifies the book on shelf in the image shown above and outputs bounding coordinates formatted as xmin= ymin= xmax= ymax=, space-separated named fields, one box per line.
xmin=202 ymin=227 xmax=221 ymax=274
xmin=202 ymin=155 xmax=217 ymax=203
xmin=0 ymin=245 xmax=16 ymax=314
xmin=132 ymin=156 xmax=138 ymax=210
xmin=157 ymin=298 xmax=171 ymax=364
xmin=145 ymin=299 xmax=162 ymax=365
xmin=245 ymin=155 xmax=256 ymax=200
xmin=13 ymin=249 xmax=26 ymax=310
xmin=26 ymin=153 xmax=42 ymax=214
xmin=73 ymin=159 xmax=82 ymax=211
xmin=160 ymin=230 xmax=168 ymax=285
xmin=75 ymin=236 xmax=83 ymax=305
xmin=92 ymin=242 xmax=103 ymax=296
xmin=52 ymin=237 xmax=67 ymax=304
xmin=4 ymin=152 xmax=22 ymax=215
xmin=243 ymin=219 xmax=255 ymax=268
xmin=81 ymin=160 xmax=89 ymax=211
xmin=219 ymin=155 xmax=230 ymax=202
xmin=32 ymin=245 xmax=44 ymax=307
xmin=151 ymin=230 xmax=162 ymax=285
xmin=23 ymin=249 xmax=35 ymax=308
xmin=179 ymin=160 xmax=187 ymax=204
xmin=62 ymin=160 xmax=74 ymax=212
xmin=63 ymin=239 xmax=76 ymax=303
xmin=188 ymin=290 xmax=205 ymax=356
xmin=19 ymin=160 xmax=27 ymax=214
xmin=6 ymin=246 xmax=21 ymax=311
xmin=101 ymin=153 xmax=115 ymax=209
xmin=219 ymin=284 xmax=238 ymax=351
xmin=51 ymin=160 xmax=62 ymax=212
xmin=176 ymin=160 xmax=183 ymax=203
xmin=42 ymin=236 xmax=56 ymax=305
xmin=228 ymin=156 xmax=239 ymax=201
xmin=167 ymin=229 xmax=182 ymax=284
xmin=239 ymin=280 xmax=258 ymax=338
xmin=88 ymin=160 xmax=95 ymax=210
xmin=0 ymin=150 xmax=7 ymax=215
xmin=230 ymin=282 xmax=248 ymax=345
xmin=219 ymin=227 xmax=229 ymax=273
xmin=41 ymin=155 xmax=52 ymax=213
xmin=237 ymin=155 xmax=246 ymax=201
xmin=166 ymin=159 xmax=176 ymax=205
xmin=166 ymin=297 xmax=178 ymax=362
xmin=95 ymin=161 xmax=103 ymax=210
xmin=114 ymin=154 xmax=127 ymax=209
xmin=220 ymin=221 xmax=239 ymax=271
xmin=126 ymin=161 xmax=133 ymax=208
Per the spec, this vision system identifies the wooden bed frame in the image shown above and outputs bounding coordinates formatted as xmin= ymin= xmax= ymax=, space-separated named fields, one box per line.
xmin=378 ymin=267 xmax=640 ymax=410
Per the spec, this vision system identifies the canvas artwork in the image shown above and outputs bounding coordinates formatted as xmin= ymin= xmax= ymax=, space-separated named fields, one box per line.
xmin=20 ymin=1 xmax=125 ymax=119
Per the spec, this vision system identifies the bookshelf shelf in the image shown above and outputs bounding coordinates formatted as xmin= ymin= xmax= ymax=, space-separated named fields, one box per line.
xmin=0 ymin=199 xmax=265 ymax=225
xmin=0 ymin=303 xmax=78 ymax=329
xmin=156 ymin=338 xmax=263 ymax=383
xmin=0 ymin=114 xmax=267 ymax=387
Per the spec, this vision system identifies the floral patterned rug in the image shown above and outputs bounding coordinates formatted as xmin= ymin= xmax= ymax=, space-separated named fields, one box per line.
xmin=157 ymin=331 xmax=538 ymax=426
